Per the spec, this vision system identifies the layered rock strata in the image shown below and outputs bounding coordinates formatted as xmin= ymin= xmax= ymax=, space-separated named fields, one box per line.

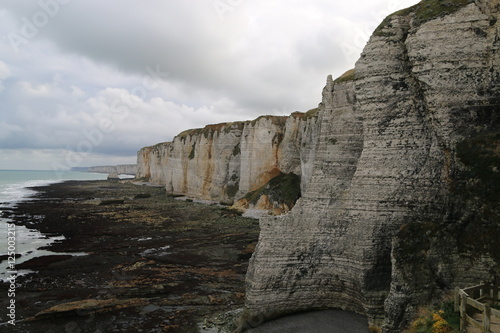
xmin=244 ymin=1 xmax=500 ymax=331
xmin=137 ymin=113 xmax=319 ymax=207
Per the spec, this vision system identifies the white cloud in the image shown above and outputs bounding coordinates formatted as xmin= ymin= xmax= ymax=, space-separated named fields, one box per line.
xmin=0 ymin=60 xmax=11 ymax=92
xmin=70 ymin=85 xmax=86 ymax=99
xmin=18 ymin=81 xmax=56 ymax=96
xmin=0 ymin=60 xmax=9 ymax=79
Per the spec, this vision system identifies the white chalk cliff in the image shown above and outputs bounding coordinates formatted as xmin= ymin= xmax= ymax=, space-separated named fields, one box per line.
xmin=137 ymin=112 xmax=318 ymax=212
xmin=244 ymin=0 xmax=499 ymax=331
xmin=137 ymin=0 xmax=499 ymax=331
xmin=87 ymin=164 xmax=137 ymax=175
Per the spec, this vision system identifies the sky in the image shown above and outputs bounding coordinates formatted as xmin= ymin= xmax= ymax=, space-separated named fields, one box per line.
xmin=0 ymin=0 xmax=420 ymax=171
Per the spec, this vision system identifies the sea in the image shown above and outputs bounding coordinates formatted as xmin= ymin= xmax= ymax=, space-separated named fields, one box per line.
xmin=0 ymin=170 xmax=109 ymax=282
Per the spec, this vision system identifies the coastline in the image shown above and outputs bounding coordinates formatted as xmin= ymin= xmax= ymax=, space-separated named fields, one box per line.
xmin=0 ymin=180 xmax=260 ymax=332
xmin=0 ymin=171 xmax=108 ymax=282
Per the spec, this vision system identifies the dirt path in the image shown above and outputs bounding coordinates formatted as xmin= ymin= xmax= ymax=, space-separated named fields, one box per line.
xmin=246 ymin=310 xmax=369 ymax=333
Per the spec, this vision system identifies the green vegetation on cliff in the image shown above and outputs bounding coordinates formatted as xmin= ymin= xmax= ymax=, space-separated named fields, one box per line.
xmin=334 ymin=69 xmax=355 ymax=83
xmin=226 ymin=183 xmax=239 ymax=199
xmin=455 ymin=132 xmax=500 ymax=262
xmin=178 ymin=122 xmax=246 ymax=140
xmin=374 ymin=0 xmax=474 ymax=36
xmin=406 ymin=300 xmax=459 ymax=333
xmin=394 ymin=133 xmax=500 ymax=282
xmin=250 ymin=115 xmax=288 ymax=127
xmin=243 ymin=172 xmax=301 ymax=209
xmin=456 ymin=133 xmax=500 ymax=202
xmin=291 ymin=108 xmax=320 ymax=120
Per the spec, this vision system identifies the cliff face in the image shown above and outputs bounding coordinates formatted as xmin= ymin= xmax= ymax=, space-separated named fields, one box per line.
xmin=136 ymin=113 xmax=319 ymax=208
xmin=87 ymin=164 xmax=137 ymax=175
xmin=245 ymin=1 xmax=499 ymax=331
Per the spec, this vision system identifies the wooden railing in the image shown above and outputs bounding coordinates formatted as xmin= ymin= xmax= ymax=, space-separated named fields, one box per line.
xmin=455 ymin=284 xmax=500 ymax=332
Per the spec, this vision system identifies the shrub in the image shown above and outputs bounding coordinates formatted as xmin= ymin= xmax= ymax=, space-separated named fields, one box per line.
xmin=406 ymin=301 xmax=459 ymax=333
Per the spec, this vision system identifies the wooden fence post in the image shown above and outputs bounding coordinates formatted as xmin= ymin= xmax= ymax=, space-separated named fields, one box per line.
xmin=460 ymin=292 xmax=467 ymax=333
xmin=483 ymin=303 xmax=491 ymax=333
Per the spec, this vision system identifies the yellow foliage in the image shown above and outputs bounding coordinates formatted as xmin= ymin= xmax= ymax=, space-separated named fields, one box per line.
xmin=406 ymin=309 xmax=453 ymax=333
xmin=368 ymin=325 xmax=382 ymax=333
xmin=412 ymin=316 xmax=428 ymax=329
xmin=431 ymin=311 xmax=452 ymax=333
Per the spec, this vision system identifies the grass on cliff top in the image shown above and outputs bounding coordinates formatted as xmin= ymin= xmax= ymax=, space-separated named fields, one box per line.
xmin=333 ymin=69 xmax=355 ymax=83
xmin=291 ymin=108 xmax=320 ymax=120
xmin=139 ymin=141 xmax=171 ymax=151
xmin=177 ymin=115 xmax=291 ymax=140
xmin=177 ymin=122 xmax=246 ymax=140
xmin=249 ymin=115 xmax=288 ymax=127
xmin=374 ymin=0 xmax=474 ymax=36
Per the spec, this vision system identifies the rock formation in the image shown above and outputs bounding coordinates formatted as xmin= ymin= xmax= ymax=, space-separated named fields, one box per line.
xmin=136 ymin=0 xmax=499 ymax=331
xmin=87 ymin=164 xmax=137 ymax=175
xmin=137 ymin=112 xmax=319 ymax=210
xmin=244 ymin=0 xmax=499 ymax=331
xmin=106 ymin=172 xmax=120 ymax=181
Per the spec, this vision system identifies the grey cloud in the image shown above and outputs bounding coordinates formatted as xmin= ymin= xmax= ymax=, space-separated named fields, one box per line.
xmin=0 ymin=0 xmax=421 ymax=169
xmin=2 ymin=1 xmax=343 ymax=113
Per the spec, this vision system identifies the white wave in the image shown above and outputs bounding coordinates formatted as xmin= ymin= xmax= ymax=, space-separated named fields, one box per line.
xmin=0 ymin=179 xmax=61 ymax=206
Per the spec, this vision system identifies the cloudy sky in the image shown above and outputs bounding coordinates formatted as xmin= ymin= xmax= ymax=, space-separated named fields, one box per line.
xmin=0 ymin=0 xmax=419 ymax=171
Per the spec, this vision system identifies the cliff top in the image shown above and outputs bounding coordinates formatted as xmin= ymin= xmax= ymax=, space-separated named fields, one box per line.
xmin=291 ymin=108 xmax=320 ymax=119
xmin=333 ymin=69 xmax=355 ymax=84
xmin=178 ymin=123 xmax=240 ymax=138
xmin=140 ymin=141 xmax=172 ymax=150
xmin=177 ymin=114 xmax=302 ymax=139
xmin=374 ymin=0 xmax=474 ymax=35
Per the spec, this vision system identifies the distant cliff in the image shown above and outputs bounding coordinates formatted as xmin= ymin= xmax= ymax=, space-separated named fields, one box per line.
xmin=137 ymin=0 xmax=499 ymax=331
xmin=244 ymin=0 xmax=499 ymax=331
xmin=137 ymin=111 xmax=319 ymax=212
xmin=87 ymin=164 xmax=137 ymax=175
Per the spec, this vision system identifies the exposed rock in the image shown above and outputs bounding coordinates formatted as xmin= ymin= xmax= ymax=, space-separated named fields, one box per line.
xmin=107 ymin=172 xmax=120 ymax=180
xmin=137 ymin=112 xmax=319 ymax=210
xmin=244 ymin=1 xmax=500 ymax=332
xmin=6 ymin=181 xmax=259 ymax=332
xmin=133 ymin=193 xmax=152 ymax=199
xmin=98 ymin=198 xmax=125 ymax=205
xmin=134 ymin=0 xmax=499 ymax=331
xmin=88 ymin=164 xmax=137 ymax=175
xmin=16 ymin=255 xmax=73 ymax=269
xmin=33 ymin=298 xmax=149 ymax=319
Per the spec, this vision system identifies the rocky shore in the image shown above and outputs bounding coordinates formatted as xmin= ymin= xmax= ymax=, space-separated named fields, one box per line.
xmin=0 ymin=180 xmax=259 ymax=333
